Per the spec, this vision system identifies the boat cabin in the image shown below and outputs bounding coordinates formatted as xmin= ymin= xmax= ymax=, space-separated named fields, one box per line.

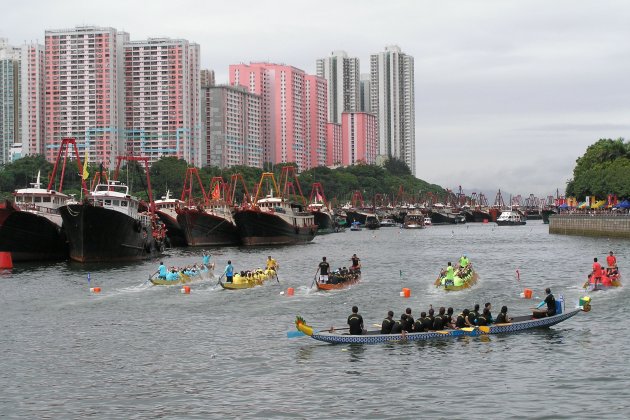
xmin=90 ymin=181 xmax=139 ymax=218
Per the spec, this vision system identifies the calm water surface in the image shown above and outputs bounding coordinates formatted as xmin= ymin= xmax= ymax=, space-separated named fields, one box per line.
xmin=1 ymin=222 xmax=629 ymax=418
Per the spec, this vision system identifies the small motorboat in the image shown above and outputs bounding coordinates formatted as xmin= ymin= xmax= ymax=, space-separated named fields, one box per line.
xmin=350 ymin=221 xmax=362 ymax=231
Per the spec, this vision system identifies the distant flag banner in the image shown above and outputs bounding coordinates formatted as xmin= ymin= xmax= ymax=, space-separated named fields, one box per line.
xmin=82 ymin=150 xmax=89 ymax=180
xmin=211 ymin=183 xmax=220 ymax=200
xmin=316 ymin=192 xmax=323 ymax=202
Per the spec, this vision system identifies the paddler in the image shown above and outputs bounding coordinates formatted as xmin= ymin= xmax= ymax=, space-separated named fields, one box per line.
xmin=495 ymin=306 xmax=512 ymax=324
xmin=316 ymin=257 xmax=330 ymax=284
xmin=606 ymin=251 xmax=617 ymax=269
xmin=590 ymin=257 xmax=603 ymax=286
xmin=350 ymin=254 xmax=361 ymax=272
xmin=459 ymin=254 xmax=469 ymax=269
xmin=442 ymin=262 xmax=455 ymax=286
xmin=381 ymin=311 xmax=395 ymax=334
xmin=157 ymin=261 xmax=167 ymax=279
xmin=202 ymin=250 xmax=211 ymax=267
xmin=536 ymin=288 xmax=556 ymax=317
xmin=223 ymin=260 xmax=234 ymax=283
xmin=266 ymin=255 xmax=278 ymax=272
xmin=347 ymin=305 xmax=364 ymax=335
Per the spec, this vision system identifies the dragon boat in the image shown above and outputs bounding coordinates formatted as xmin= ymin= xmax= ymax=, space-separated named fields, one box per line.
xmin=315 ymin=269 xmax=361 ymax=291
xmin=220 ymin=268 xmax=278 ymax=290
xmin=150 ymin=265 xmax=214 ymax=286
xmin=294 ymin=298 xmax=591 ymax=345
xmin=582 ymin=270 xmax=622 ymax=292
xmin=435 ymin=264 xmax=478 ymax=291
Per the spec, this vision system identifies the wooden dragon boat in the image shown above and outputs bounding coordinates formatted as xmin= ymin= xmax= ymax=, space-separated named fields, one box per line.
xmin=294 ymin=298 xmax=591 ymax=344
xmin=582 ymin=270 xmax=622 ymax=292
xmin=315 ymin=270 xmax=361 ymax=291
xmin=150 ymin=264 xmax=214 ymax=285
xmin=435 ymin=265 xmax=478 ymax=291
xmin=219 ymin=268 xmax=278 ymax=290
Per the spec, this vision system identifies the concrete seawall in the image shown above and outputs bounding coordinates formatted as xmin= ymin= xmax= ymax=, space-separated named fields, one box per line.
xmin=549 ymin=214 xmax=630 ymax=238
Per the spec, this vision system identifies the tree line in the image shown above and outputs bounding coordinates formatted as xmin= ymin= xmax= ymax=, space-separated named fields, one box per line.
xmin=0 ymin=155 xmax=445 ymax=205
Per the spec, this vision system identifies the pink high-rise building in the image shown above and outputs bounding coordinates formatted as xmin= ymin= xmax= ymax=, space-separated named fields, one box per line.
xmin=326 ymin=122 xmax=342 ymax=166
xmin=21 ymin=43 xmax=45 ymax=156
xmin=229 ymin=62 xmax=328 ymax=171
xmin=305 ymin=75 xmax=327 ymax=168
xmin=44 ymin=26 xmax=128 ymax=167
xmin=124 ymin=38 xmax=201 ymax=166
xmin=341 ymin=112 xmax=377 ymax=166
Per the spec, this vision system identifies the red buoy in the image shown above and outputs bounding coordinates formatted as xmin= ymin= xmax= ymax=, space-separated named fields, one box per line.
xmin=0 ymin=252 xmax=13 ymax=269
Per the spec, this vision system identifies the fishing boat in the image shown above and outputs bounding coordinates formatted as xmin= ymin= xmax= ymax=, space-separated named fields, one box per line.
xmin=154 ymin=190 xmax=187 ymax=247
xmin=293 ymin=298 xmax=591 ymax=344
xmin=219 ymin=268 xmax=278 ymax=290
xmin=582 ymin=270 xmax=622 ymax=292
xmin=365 ymin=215 xmax=380 ymax=230
xmin=176 ymin=172 xmax=240 ymax=247
xmin=435 ymin=264 xmax=479 ymax=291
xmin=350 ymin=221 xmax=362 ymax=231
xmin=59 ymin=156 xmax=167 ymax=263
xmin=379 ymin=218 xmax=396 ymax=227
xmin=496 ymin=210 xmax=526 ymax=226
xmin=0 ymin=138 xmax=85 ymax=262
xmin=430 ymin=204 xmax=466 ymax=225
xmin=403 ymin=213 xmax=425 ymax=229
xmin=307 ymin=183 xmax=336 ymax=234
xmin=0 ymin=177 xmax=70 ymax=262
xmin=315 ymin=269 xmax=361 ymax=291
xmin=234 ymin=170 xmax=316 ymax=246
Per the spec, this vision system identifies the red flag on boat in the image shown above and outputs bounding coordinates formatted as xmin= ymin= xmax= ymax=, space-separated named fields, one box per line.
xmin=316 ymin=192 xmax=323 ymax=202
xmin=211 ymin=183 xmax=220 ymax=200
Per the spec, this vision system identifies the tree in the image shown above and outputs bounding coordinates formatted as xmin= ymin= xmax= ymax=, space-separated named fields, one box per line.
xmin=566 ymin=138 xmax=630 ymax=199
xmin=384 ymin=157 xmax=412 ymax=176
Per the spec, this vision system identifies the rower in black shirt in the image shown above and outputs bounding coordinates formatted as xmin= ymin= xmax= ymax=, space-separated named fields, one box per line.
xmin=347 ymin=305 xmax=364 ymax=335
xmin=455 ymin=309 xmax=469 ymax=328
xmin=495 ymin=306 xmax=511 ymax=324
xmin=390 ymin=314 xmax=406 ymax=334
xmin=536 ymin=288 xmax=556 ymax=316
xmin=484 ymin=302 xmax=494 ymax=324
xmin=381 ymin=310 xmax=395 ymax=334
xmin=476 ymin=308 xmax=490 ymax=326
xmin=445 ymin=307 xmax=454 ymax=328
xmin=403 ymin=308 xmax=414 ymax=332
xmin=423 ymin=309 xmax=435 ymax=331
xmin=433 ymin=308 xmax=445 ymax=331
xmin=414 ymin=312 xmax=427 ymax=332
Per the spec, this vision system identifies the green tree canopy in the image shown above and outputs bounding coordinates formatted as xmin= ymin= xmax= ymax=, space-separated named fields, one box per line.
xmin=566 ymin=138 xmax=630 ymax=199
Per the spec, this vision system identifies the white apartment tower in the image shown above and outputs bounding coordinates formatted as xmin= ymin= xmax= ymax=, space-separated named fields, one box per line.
xmin=44 ymin=26 xmax=128 ymax=168
xmin=0 ymin=39 xmax=21 ymax=164
xmin=316 ymin=50 xmax=360 ymax=124
xmin=370 ymin=45 xmax=415 ymax=174
xmin=124 ymin=38 xmax=201 ymax=166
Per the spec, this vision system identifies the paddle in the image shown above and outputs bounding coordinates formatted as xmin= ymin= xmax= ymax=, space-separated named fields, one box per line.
xmin=310 ymin=269 xmax=319 ymax=288
xmin=274 ymin=268 xmax=280 ymax=284
xmin=216 ymin=272 xmax=225 ymax=286
xmin=434 ymin=276 xmax=441 ymax=287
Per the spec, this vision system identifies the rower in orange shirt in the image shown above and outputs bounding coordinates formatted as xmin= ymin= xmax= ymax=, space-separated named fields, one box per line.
xmin=591 ymin=257 xmax=604 ymax=286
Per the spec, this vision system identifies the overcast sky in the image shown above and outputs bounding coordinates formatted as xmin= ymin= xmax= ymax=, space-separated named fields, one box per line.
xmin=3 ymin=0 xmax=629 ymax=197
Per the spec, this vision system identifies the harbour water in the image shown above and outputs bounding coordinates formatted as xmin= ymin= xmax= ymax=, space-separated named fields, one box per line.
xmin=1 ymin=221 xmax=629 ymax=418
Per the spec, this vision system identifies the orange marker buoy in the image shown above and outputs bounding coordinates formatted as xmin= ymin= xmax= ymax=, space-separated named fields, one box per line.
xmin=90 ymin=287 xmax=101 ymax=293
xmin=402 ymin=288 xmax=411 ymax=298
xmin=0 ymin=252 xmax=13 ymax=269
xmin=287 ymin=287 xmax=295 ymax=296
xmin=181 ymin=285 xmax=191 ymax=294
xmin=523 ymin=288 xmax=533 ymax=299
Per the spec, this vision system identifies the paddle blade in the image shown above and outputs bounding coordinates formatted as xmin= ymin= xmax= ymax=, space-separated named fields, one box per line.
xmin=478 ymin=326 xmax=490 ymax=333
xmin=287 ymin=330 xmax=305 ymax=338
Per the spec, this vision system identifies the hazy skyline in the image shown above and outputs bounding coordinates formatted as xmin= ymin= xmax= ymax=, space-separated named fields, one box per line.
xmin=2 ymin=0 xmax=629 ymax=197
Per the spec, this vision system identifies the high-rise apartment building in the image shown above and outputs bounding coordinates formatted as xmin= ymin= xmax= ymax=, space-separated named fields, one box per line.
xmin=230 ymin=63 xmax=328 ymax=171
xmin=44 ymin=26 xmax=128 ymax=168
xmin=305 ymin=75 xmax=328 ymax=168
xmin=205 ymin=85 xmax=262 ymax=168
xmin=0 ymin=39 xmax=21 ymax=164
xmin=124 ymin=38 xmax=201 ymax=166
xmin=326 ymin=122 xmax=342 ymax=166
xmin=21 ymin=43 xmax=45 ymax=157
xmin=370 ymin=45 xmax=415 ymax=174
xmin=341 ymin=112 xmax=377 ymax=166
xmin=200 ymin=69 xmax=215 ymax=88
xmin=316 ymin=51 xmax=360 ymax=124
xmin=359 ymin=73 xmax=371 ymax=113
